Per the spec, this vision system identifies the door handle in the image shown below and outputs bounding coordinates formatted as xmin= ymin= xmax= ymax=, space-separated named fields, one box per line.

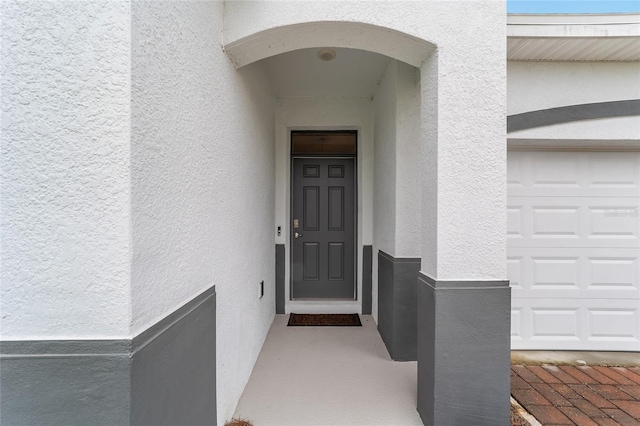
xmin=294 ymin=232 xmax=303 ymax=239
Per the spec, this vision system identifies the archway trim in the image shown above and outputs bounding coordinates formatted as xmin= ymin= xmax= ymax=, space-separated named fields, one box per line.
xmin=224 ymin=21 xmax=436 ymax=68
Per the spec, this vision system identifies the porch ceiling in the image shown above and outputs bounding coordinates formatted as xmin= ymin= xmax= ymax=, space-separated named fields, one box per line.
xmin=260 ymin=47 xmax=391 ymax=98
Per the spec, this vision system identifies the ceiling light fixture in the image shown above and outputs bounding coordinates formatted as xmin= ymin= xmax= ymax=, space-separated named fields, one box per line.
xmin=317 ymin=48 xmax=336 ymax=61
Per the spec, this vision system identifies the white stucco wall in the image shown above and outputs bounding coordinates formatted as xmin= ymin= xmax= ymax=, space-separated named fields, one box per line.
xmin=1 ymin=1 xmax=132 ymax=339
xmin=508 ymin=62 xmax=640 ymax=115
xmin=418 ymin=4 xmax=506 ymax=280
xmin=508 ymin=61 xmax=640 ymax=143
xmin=275 ymin=96 xmax=373 ymax=315
xmin=373 ymin=60 xmax=397 ymax=258
xmin=131 ymin=3 xmax=276 ymax=424
xmin=372 ymin=60 xmax=397 ymax=322
xmin=394 ymin=61 xmax=422 ymax=257
xmin=227 ymin=1 xmax=507 ymax=281
xmin=371 ymin=59 xmax=422 ymax=319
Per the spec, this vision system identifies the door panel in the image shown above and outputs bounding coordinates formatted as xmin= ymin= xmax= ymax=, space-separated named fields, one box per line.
xmin=292 ymin=158 xmax=355 ymax=299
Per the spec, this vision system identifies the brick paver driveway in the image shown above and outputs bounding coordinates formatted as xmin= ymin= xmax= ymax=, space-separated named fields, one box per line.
xmin=511 ymin=364 xmax=640 ymax=425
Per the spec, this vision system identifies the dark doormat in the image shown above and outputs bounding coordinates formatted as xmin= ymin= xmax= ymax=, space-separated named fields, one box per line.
xmin=287 ymin=313 xmax=362 ymax=327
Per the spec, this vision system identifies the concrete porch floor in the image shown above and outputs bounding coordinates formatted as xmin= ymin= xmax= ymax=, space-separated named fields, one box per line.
xmin=232 ymin=314 xmax=422 ymax=426
xmin=232 ymin=314 xmax=640 ymax=426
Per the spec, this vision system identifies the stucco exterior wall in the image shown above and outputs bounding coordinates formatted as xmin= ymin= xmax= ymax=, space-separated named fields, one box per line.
xmin=508 ymin=62 xmax=640 ymax=142
xmin=229 ymin=0 xmax=507 ymax=279
xmin=508 ymin=62 xmax=640 ymax=115
xmin=372 ymin=60 xmax=397 ymax=322
xmin=1 ymin=1 xmax=132 ymax=339
xmin=394 ymin=61 xmax=422 ymax=257
xmin=131 ymin=2 xmax=276 ymax=424
xmin=373 ymin=60 xmax=397 ymax=258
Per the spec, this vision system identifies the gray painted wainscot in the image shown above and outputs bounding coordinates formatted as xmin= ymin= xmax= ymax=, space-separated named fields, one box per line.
xmin=377 ymin=251 xmax=421 ymax=361
xmin=1 ymin=286 xmax=217 ymax=426
xmin=362 ymin=245 xmax=373 ymax=315
xmin=417 ymin=274 xmax=511 ymax=426
xmin=276 ymin=244 xmax=285 ymax=314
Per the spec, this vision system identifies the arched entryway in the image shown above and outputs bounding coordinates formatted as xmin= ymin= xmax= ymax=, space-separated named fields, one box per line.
xmin=223 ymin=10 xmax=511 ymax=425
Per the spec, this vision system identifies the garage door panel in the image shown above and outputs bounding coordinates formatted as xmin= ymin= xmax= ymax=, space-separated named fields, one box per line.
xmin=510 ymin=299 xmax=640 ymax=351
xmin=509 ymin=248 xmax=639 ymax=297
xmin=588 ymin=152 xmax=640 ymax=189
xmin=508 ymin=150 xmax=640 ymax=198
xmin=508 ymin=150 xmax=640 ymax=351
xmin=508 ymin=198 xmax=639 ymax=248
xmin=589 ymin=204 xmax=640 ymax=241
xmin=588 ymin=308 xmax=640 ymax=343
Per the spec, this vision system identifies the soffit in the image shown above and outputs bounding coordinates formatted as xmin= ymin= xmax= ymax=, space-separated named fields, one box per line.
xmin=507 ymin=14 xmax=640 ymax=61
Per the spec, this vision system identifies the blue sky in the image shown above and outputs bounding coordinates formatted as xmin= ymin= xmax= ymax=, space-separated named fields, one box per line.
xmin=508 ymin=0 xmax=640 ymax=14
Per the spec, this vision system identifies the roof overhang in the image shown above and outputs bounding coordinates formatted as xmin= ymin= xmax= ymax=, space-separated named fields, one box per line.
xmin=507 ymin=14 xmax=640 ymax=61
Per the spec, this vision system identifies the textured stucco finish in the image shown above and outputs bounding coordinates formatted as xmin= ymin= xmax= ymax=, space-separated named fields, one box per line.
xmin=1 ymin=1 xmax=132 ymax=338
xmin=132 ymin=3 xmax=275 ymax=424
xmin=508 ymin=62 xmax=640 ymax=144
xmin=373 ymin=59 xmax=408 ymax=319
xmin=508 ymin=62 xmax=640 ymax=115
xmin=373 ymin=60 xmax=397 ymax=258
xmin=372 ymin=60 xmax=421 ymax=261
xmin=4 ymin=2 xmax=277 ymax=423
xmin=394 ymin=62 xmax=422 ymax=257
xmin=231 ymin=1 xmax=507 ymax=280
xmin=417 ymin=275 xmax=511 ymax=425
xmin=4 ymin=1 xmax=509 ymax=423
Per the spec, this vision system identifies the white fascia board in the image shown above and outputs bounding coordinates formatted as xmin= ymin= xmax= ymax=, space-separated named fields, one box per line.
xmin=507 ymin=13 xmax=640 ymax=38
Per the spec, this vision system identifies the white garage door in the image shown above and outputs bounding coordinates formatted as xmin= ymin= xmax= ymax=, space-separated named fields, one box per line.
xmin=508 ymin=150 xmax=640 ymax=351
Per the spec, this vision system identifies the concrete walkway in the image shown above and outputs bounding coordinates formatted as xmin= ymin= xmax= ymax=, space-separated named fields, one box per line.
xmin=233 ymin=314 xmax=640 ymax=426
xmin=232 ymin=315 xmax=422 ymax=426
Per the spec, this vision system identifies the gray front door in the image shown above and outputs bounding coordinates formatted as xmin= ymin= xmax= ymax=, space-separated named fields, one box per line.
xmin=291 ymin=158 xmax=355 ymax=299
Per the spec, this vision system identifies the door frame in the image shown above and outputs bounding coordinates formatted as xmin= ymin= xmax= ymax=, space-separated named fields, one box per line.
xmin=289 ymin=146 xmax=358 ymax=301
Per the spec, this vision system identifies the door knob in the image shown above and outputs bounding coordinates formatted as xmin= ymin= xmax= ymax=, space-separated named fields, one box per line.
xmin=294 ymin=232 xmax=303 ymax=239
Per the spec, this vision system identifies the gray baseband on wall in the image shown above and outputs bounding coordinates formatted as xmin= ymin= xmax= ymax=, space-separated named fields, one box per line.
xmin=507 ymin=99 xmax=640 ymax=132
xmin=417 ymin=274 xmax=511 ymax=426
xmin=131 ymin=286 xmax=217 ymax=426
xmin=0 ymin=340 xmax=132 ymax=425
xmin=276 ymin=244 xmax=285 ymax=314
xmin=377 ymin=251 xmax=421 ymax=361
xmin=0 ymin=286 xmax=217 ymax=426
xmin=362 ymin=245 xmax=372 ymax=315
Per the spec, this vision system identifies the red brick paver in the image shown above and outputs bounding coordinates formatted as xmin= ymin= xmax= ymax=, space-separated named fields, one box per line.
xmin=620 ymin=385 xmax=640 ymax=400
xmin=593 ymin=417 xmax=625 ymax=426
xmin=530 ymin=365 xmax=563 ymax=384
xmin=578 ymin=366 xmax=619 ymax=385
xmin=512 ymin=364 xmax=640 ymax=425
xmin=612 ymin=400 xmax=640 ymax=421
xmin=531 ymin=383 xmax=573 ymax=407
xmin=558 ymin=406 xmax=599 ymax=426
xmin=560 ymin=366 xmax=600 ymax=384
xmin=594 ymin=367 xmax=638 ymax=386
xmin=544 ymin=365 xmax=581 ymax=385
xmin=569 ymin=384 xmax=617 ymax=409
xmin=526 ymin=405 xmax=573 ymax=425
xmin=601 ymin=408 xmax=639 ymax=425
xmin=612 ymin=368 xmax=640 ymax=386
